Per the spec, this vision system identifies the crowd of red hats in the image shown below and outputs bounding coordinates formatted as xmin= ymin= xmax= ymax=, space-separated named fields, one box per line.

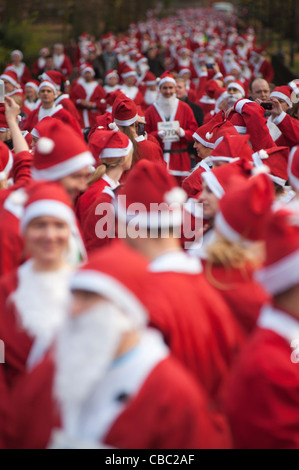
xmin=1 ymin=6 xmax=299 ymax=450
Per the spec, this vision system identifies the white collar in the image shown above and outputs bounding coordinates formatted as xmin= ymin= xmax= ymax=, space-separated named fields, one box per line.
xmin=102 ymin=174 xmax=120 ymax=190
xmin=257 ymin=304 xmax=299 ymax=343
xmin=149 ymin=250 xmax=202 ymax=274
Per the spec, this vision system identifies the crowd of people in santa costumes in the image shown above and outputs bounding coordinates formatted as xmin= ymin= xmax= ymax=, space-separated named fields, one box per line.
xmin=1 ymin=5 xmax=299 ymax=450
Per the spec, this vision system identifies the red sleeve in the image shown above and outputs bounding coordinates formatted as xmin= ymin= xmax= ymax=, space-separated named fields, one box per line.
xmin=233 ymin=99 xmax=276 ymax=152
xmin=276 ymin=112 xmax=299 ymax=147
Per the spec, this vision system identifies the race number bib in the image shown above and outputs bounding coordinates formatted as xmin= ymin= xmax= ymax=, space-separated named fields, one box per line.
xmin=158 ymin=121 xmax=180 ymax=142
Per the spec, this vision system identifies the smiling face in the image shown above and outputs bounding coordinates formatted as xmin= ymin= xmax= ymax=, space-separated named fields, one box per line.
xmin=25 ymin=216 xmax=70 ymax=267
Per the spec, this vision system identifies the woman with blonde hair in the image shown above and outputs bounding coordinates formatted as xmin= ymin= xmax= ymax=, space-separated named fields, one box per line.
xmin=202 ymin=172 xmax=274 ymax=337
xmin=75 ymin=129 xmax=133 ymax=231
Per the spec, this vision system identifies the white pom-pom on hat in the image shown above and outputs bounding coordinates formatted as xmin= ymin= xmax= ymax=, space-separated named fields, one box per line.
xmin=37 ymin=137 xmax=55 ymax=154
xmin=7 ymin=188 xmax=28 ymax=206
xmin=164 ymin=187 xmax=187 ymax=205
xmin=252 ymin=164 xmax=270 ymax=176
xmin=205 ymin=132 xmax=214 ymax=140
xmin=258 ymin=150 xmax=269 ymax=160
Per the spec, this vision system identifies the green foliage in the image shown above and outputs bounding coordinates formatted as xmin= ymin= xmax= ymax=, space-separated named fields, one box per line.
xmin=0 ymin=14 xmax=43 ymax=70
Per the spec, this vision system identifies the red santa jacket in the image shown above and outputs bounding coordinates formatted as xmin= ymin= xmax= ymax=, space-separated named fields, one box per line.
xmin=267 ymin=111 xmax=299 ymax=148
xmin=6 ymin=330 xmax=232 ymax=449
xmin=145 ymin=98 xmax=197 ymax=182
xmin=22 ymin=104 xmax=83 ymax=137
xmin=224 ymin=304 xmax=299 ymax=449
xmin=201 ymin=261 xmax=270 ymax=337
xmin=75 ymin=174 xmax=116 ymax=230
xmin=69 ymin=78 xmax=107 ymax=128
xmin=230 ymin=99 xmax=276 ymax=152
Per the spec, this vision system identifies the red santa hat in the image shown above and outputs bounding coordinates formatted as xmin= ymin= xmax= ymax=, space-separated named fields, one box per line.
xmin=88 ymin=112 xmax=118 ymax=137
xmin=215 ymin=172 xmax=274 ymax=243
xmin=270 ymin=86 xmax=293 ymax=108
xmin=88 ymin=129 xmax=132 ymax=162
xmin=80 ymin=63 xmax=95 ymax=77
xmin=227 ymin=80 xmax=246 ymax=97
xmin=38 ymin=80 xmax=57 ymax=95
xmin=112 ymin=96 xmax=138 ymax=126
xmin=144 ymin=71 xmax=157 ymax=86
xmin=205 ymin=79 xmax=223 ymax=99
xmin=192 ymin=118 xmax=223 ymax=149
xmin=201 ymin=159 xmax=252 ymax=199
xmin=25 ymin=80 xmax=40 ymax=93
xmin=223 ymin=74 xmax=235 ymax=85
xmin=211 ymin=133 xmax=253 ymax=164
xmin=255 ymin=207 xmax=299 ymax=295
xmin=69 ymin=244 xmax=148 ymax=328
xmin=158 ymin=70 xmax=176 ymax=88
xmin=105 ymin=69 xmax=119 ymax=82
xmin=288 ymin=145 xmax=299 ymax=190
xmin=116 ymin=159 xmax=187 ymax=229
xmin=228 ymin=111 xmax=247 ymax=134
xmin=20 ymin=182 xmax=76 ymax=234
xmin=0 ymin=104 xmax=9 ymax=131
xmin=178 ymin=67 xmax=192 ymax=77
xmin=11 ymin=49 xmax=23 ymax=60
xmin=252 ymin=146 xmax=289 ymax=186
xmin=32 ymin=119 xmax=95 ymax=181
xmin=0 ymin=70 xmax=20 ymax=89
xmin=0 ymin=141 xmax=13 ymax=181
xmin=40 ymin=71 xmax=65 ymax=90
xmin=120 ymin=65 xmax=137 ymax=79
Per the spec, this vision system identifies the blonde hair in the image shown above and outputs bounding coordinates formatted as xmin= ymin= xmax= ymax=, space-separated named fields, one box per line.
xmin=118 ymin=125 xmax=139 ymax=164
xmin=205 ymin=234 xmax=260 ymax=290
xmin=88 ymin=157 xmax=124 ymax=186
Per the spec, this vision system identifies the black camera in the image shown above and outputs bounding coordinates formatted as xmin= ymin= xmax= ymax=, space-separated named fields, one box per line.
xmin=260 ymin=102 xmax=273 ymax=110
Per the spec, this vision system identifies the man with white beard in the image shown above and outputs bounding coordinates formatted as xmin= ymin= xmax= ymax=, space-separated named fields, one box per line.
xmin=145 ymin=71 xmax=198 ymax=185
xmin=226 ymin=80 xmax=246 ymax=106
xmin=6 ymin=241 xmax=225 ymax=449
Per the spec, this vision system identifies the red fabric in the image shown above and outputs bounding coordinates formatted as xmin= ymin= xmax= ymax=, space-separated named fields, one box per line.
xmin=105 ymin=357 xmax=231 ymax=449
xmin=75 ymin=177 xmax=110 ymax=229
xmin=135 ymin=137 xmax=165 ymax=164
xmin=230 ymin=100 xmax=276 ymax=152
xmin=145 ymin=99 xmax=197 ymax=183
xmin=0 ymin=271 xmax=33 ymax=389
xmin=22 ymin=105 xmax=83 ymax=137
xmin=69 ymin=81 xmax=107 ymax=128
xmin=0 ymin=151 xmax=33 ymax=208
xmin=6 ymin=353 xmax=231 ymax=449
xmin=0 ymin=210 xmax=25 ymax=277
xmin=55 ymin=95 xmax=81 ymax=123
xmin=202 ymin=261 xmax=270 ymax=336
xmin=81 ymin=189 xmax=115 ymax=254
xmin=142 ymin=269 xmax=243 ymax=400
xmin=274 ymin=113 xmax=299 ymax=148
xmin=182 ymin=164 xmax=205 ymax=198
xmin=224 ymin=325 xmax=299 ymax=448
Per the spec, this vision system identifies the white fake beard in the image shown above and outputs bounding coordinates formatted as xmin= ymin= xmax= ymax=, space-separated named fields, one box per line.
xmin=13 ymin=261 xmax=71 ymax=345
xmin=144 ymin=89 xmax=158 ymax=105
xmin=227 ymin=91 xmax=243 ymax=106
xmin=156 ymin=93 xmax=177 ymax=119
xmin=53 ymin=54 xmax=64 ymax=68
xmin=53 ymin=301 xmax=133 ymax=410
xmin=139 ymin=63 xmax=149 ymax=75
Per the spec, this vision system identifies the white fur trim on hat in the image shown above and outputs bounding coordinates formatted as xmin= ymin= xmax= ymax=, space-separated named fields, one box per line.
xmin=228 ymin=82 xmax=245 ymax=97
xmin=38 ymin=81 xmax=57 ymax=95
xmin=159 ymin=76 xmax=176 ymax=87
xmin=255 ymin=249 xmax=299 ymax=295
xmin=215 ymin=210 xmax=242 ymax=243
xmin=201 ymin=171 xmax=225 ymax=199
xmin=70 ymin=270 xmax=147 ymax=329
xmin=100 ymin=139 xmax=133 ymax=159
xmin=25 ymin=81 xmax=39 ymax=92
xmin=0 ymin=73 xmax=19 ymax=89
xmin=114 ymin=113 xmax=138 ymax=127
xmin=20 ymin=200 xmax=76 ymax=234
xmin=192 ymin=132 xmax=215 ymax=149
xmin=270 ymin=91 xmax=292 ymax=108
xmin=31 ymin=151 xmax=95 ymax=181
